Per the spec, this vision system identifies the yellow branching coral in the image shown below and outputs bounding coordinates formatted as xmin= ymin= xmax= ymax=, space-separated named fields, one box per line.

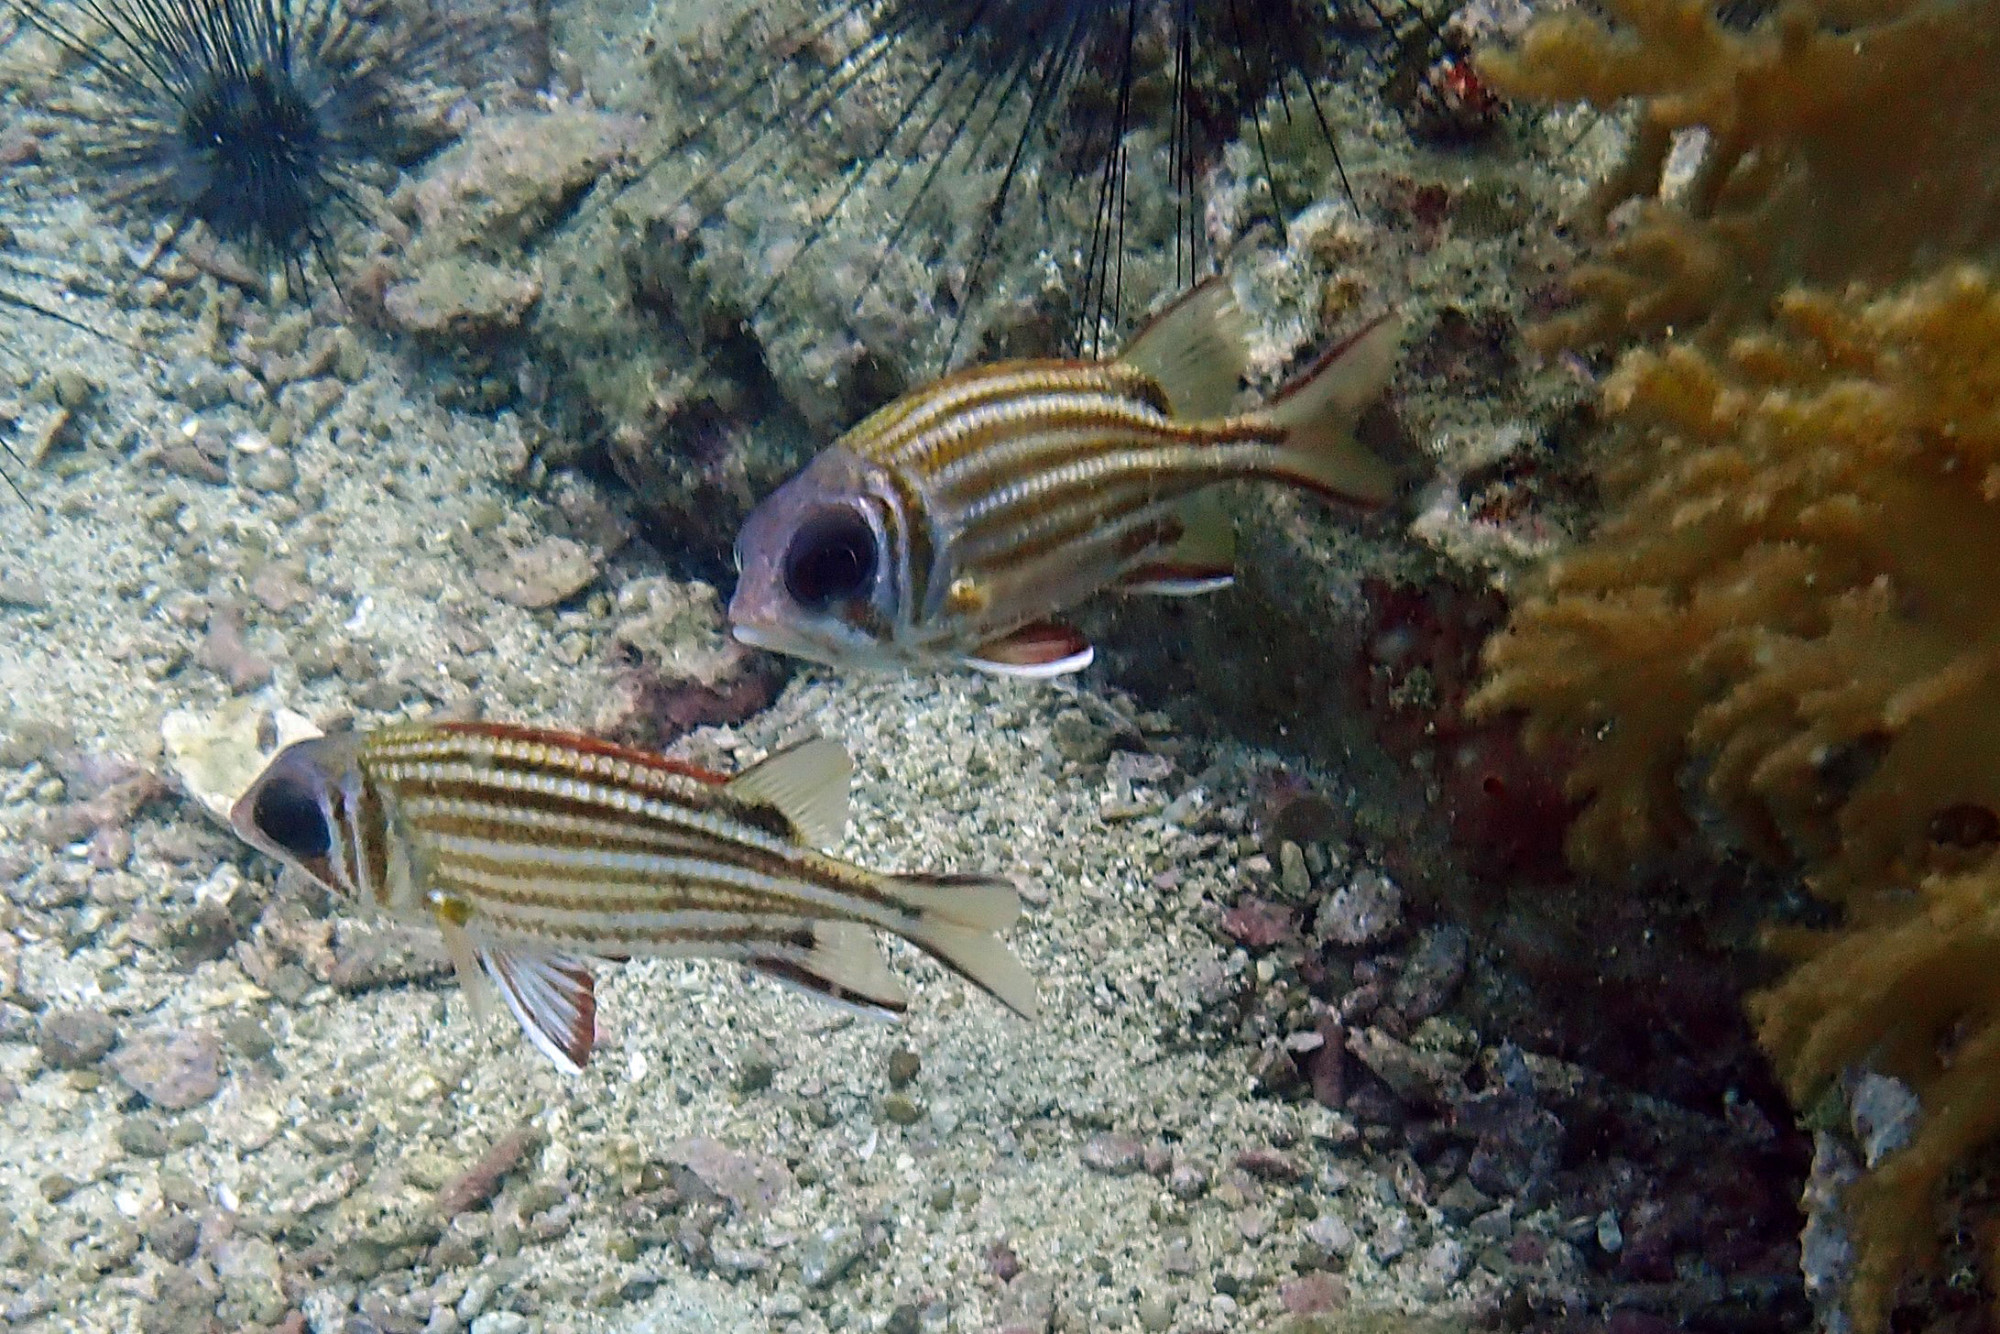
xmin=1471 ymin=266 xmax=2000 ymax=1328
xmin=1476 ymin=0 xmax=2000 ymax=349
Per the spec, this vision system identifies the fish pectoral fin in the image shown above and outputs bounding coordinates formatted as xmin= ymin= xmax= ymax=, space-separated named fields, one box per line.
xmin=751 ymin=922 xmax=908 ymax=1019
xmin=435 ymin=905 xmax=499 ymax=1021
xmin=725 ymin=736 xmax=853 ymax=848
xmin=1118 ymin=492 xmax=1237 ymax=595
xmin=478 ymin=942 xmax=599 ymax=1076
xmin=961 ymin=623 xmax=1093 ymax=678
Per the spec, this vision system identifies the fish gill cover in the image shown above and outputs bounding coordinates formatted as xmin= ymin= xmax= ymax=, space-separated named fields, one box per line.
xmin=1470 ymin=0 xmax=2000 ymax=1326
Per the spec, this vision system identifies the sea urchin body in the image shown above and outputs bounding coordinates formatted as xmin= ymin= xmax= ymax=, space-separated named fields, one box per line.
xmin=13 ymin=0 xmax=448 ymax=272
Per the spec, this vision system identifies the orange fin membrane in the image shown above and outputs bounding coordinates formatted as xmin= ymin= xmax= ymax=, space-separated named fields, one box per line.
xmin=480 ymin=943 xmax=599 ymax=1075
xmin=962 ymin=622 xmax=1093 ymax=678
xmin=751 ymin=922 xmax=908 ymax=1019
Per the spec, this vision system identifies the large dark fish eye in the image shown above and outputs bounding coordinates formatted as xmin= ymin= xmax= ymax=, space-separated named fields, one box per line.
xmin=782 ymin=509 xmax=878 ymax=609
xmin=252 ymin=771 xmax=332 ymax=860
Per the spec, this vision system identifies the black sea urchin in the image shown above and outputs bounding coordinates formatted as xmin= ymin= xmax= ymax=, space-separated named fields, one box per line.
xmin=9 ymin=0 xmax=457 ymax=276
xmin=614 ymin=0 xmax=1440 ymax=364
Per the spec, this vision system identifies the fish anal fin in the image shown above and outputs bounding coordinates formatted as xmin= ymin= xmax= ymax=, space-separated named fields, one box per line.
xmin=753 ymin=922 xmax=908 ymax=1019
xmin=1115 ymin=277 xmax=1250 ymax=420
xmin=1118 ymin=565 xmax=1237 ymax=596
xmin=962 ymin=623 xmax=1093 ymax=678
xmin=1120 ymin=491 xmax=1235 ymax=595
xmin=1261 ymin=314 xmax=1403 ymax=507
xmin=725 ymin=736 xmax=852 ymax=848
xmin=479 ymin=942 xmax=598 ymax=1076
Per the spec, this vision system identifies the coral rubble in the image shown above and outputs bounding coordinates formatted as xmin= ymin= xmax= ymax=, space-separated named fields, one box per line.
xmin=1474 ymin=265 xmax=2000 ymax=1329
xmin=1476 ymin=0 xmax=2000 ymax=350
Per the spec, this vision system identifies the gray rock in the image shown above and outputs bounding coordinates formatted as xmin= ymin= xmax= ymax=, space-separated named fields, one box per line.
xmin=799 ymin=1223 xmax=866 ymax=1288
xmin=145 ymin=1213 xmax=200 ymax=1263
xmin=1317 ymin=869 xmax=1403 ymax=947
xmin=1392 ymin=924 xmax=1469 ymax=1021
xmin=664 ymin=1137 xmax=792 ymax=1216
xmin=38 ymin=1008 xmax=117 ymax=1068
xmin=111 ymin=1030 xmax=222 ymax=1109
xmin=1080 ymin=1132 xmax=1144 ymax=1176
xmin=1346 ymin=1026 xmax=1464 ymax=1105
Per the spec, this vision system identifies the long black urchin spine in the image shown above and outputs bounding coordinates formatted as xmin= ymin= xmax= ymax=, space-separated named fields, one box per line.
xmin=10 ymin=0 xmax=443 ymax=276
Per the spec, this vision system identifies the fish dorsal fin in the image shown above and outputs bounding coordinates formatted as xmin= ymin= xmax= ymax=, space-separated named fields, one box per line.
xmin=752 ymin=922 xmax=909 ymax=1018
xmin=1116 ymin=277 xmax=1250 ymax=420
xmin=479 ymin=941 xmax=599 ymax=1075
xmin=962 ymin=622 xmax=1093 ymax=678
xmin=726 ymin=737 xmax=852 ymax=848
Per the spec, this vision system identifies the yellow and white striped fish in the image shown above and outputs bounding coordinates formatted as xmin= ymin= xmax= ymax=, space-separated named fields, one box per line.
xmin=727 ymin=277 xmax=1401 ymax=676
xmin=228 ymin=721 xmax=1036 ymax=1073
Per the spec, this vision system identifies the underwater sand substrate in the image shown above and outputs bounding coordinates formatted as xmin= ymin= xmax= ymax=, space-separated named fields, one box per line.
xmin=0 ymin=287 xmax=1521 ymax=1331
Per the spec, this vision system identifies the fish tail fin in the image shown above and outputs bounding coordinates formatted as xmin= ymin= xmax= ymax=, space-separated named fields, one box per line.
xmin=1259 ymin=313 xmax=1403 ymax=507
xmin=881 ymin=872 xmax=1040 ymax=1021
xmin=1116 ymin=277 xmax=1250 ymax=419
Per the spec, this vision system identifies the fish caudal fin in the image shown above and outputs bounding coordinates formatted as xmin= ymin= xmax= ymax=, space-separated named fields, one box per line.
xmin=962 ymin=621 xmax=1094 ymax=677
xmin=883 ymin=872 xmax=1040 ymax=1021
xmin=1116 ymin=277 xmax=1249 ymax=420
xmin=726 ymin=736 xmax=852 ymax=848
xmin=752 ymin=921 xmax=909 ymax=1018
xmin=1260 ymin=314 xmax=1403 ymax=506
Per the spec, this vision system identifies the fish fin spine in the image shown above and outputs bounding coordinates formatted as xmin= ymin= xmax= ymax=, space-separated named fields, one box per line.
xmin=1118 ymin=565 xmax=1237 ymax=596
xmin=435 ymin=907 xmax=499 ymax=1020
xmin=1261 ymin=313 xmax=1403 ymax=506
xmin=1116 ymin=277 xmax=1249 ymax=420
xmin=725 ymin=736 xmax=853 ymax=848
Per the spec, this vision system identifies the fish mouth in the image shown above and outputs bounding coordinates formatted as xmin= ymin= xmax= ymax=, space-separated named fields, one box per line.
xmin=729 ymin=622 xmax=788 ymax=653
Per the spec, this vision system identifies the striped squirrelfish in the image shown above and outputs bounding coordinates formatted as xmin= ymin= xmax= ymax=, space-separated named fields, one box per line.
xmin=228 ymin=721 xmax=1036 ymax=1073
xmin=727 ymin=277 xmax=1401 ymax=676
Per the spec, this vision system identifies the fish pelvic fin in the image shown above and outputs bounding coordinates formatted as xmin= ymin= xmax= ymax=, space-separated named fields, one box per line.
xmin=962 ymin=622 xmax=1093 ymax=677
xmin=1116 ymin=277 xmax=1249 ymax=420
xmin=480 ymin=941 xmax=599 ymax=1076
xmin=1259 ymin=313 xmax=1403 ymax=507
xmin=881 ymin=871 xmax=1040 ymax=1021
xmin=753 ymin=921 xmax=908 ymax=1018
xmin=725 ymin=736 xmax=853 ymax=848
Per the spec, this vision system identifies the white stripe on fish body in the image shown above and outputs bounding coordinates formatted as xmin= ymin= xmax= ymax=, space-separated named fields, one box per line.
xmin=866 ymin=366 xmax=1163 ymax=471
xmin=364 ymin=762 xmax=918 ymax=932
xmin=416 ymin=832 xmax=916 ymax=930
